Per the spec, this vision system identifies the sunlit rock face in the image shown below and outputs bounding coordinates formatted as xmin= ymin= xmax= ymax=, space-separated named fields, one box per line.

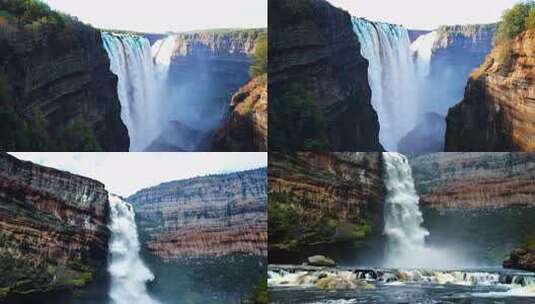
xmin=213 ymin=75 xmax=267 ymax=151
xmin=0 ymin=153 xmax=109 ymax=296
xmin=269 ymin=0 xmax=382 ymax=151
xmin=128 ymin=168 xmax=267 ymax=260
xmin=409 ymin=152 xmax=535 ymax=209
xmin=0 ymin=19 xmax=129 ymax=151
xmin=446 ymin=29 xmax=535 ymax=151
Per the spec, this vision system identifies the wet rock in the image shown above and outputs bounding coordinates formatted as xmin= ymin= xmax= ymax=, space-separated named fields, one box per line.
xmin=308 ymin=255 xmax=336 ymax=267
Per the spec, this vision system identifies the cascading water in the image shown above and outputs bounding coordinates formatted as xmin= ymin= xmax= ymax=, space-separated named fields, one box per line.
xmin=410 ymin=31 xmax=437 ymax=77
xmin=382 ymin=152 xmax=464 ymax=269
xmin=351 ymin=18 xmax=420 ymax=151
xmin=108 ymin=194 xmax=159 ymax=304
xmin=102 ymin=33 xmax=165 ymax=152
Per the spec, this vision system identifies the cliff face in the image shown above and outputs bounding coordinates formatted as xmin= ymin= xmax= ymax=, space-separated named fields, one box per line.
xmin=213 ymin=75 xmax=267 ymax=151
xmin=0 ymin=16 xmax=129 ymax=151
xmin=446 ymin=29 xmax=535 ymax=151
xmin=268 ymin=152 xmax=385 ymax=261
xmin=269 ymin=0 xmax=382 ymax=151
xmin=128 ymin=168 xmax=267 ymax=260
xmin=0 ymin=153 xmax=109 ymax=297
xmin=409 ymin=152 xmax=535 ymax=209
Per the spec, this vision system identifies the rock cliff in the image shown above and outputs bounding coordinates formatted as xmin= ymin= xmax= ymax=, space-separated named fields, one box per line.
xmin=0 ymin=11 xmax=129 ymax=151
xmin=269 ymin=0 xmax=382 ymax=151
xmin=268 ymin=152 xmax=385 ymax=262
xmin=0 ymin=153 xmax=109 ymax=297
xmin=128 ymin=168 xmax=267 ymax=260
xmin=213 ymin=75 xmax=267 ymax=151
xmin=446 ymin=29 xmax=535 ymax=151
xmin=409 ymin=152 xmax=535 ymax=209
xmin=504 ymin=247 xmax=535 ymax=271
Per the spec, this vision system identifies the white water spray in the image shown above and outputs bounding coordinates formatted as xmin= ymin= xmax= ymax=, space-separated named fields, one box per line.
xmin=382 ymin=152 xmax=464 ymax=269
xmin=410 ymin=31 xmax=437 ymax=77
xmin=108 ymin=194 xmax=159 ymax=304
xmin=102 ymin=33 xmax=165 ymax=151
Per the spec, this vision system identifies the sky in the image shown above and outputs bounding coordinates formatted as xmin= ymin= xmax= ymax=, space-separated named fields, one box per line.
xmin=328 ymin=0 xmax=520 ymax=30
xmin=42 ymin=0 xmax=267 ymax=33
xmin=9 ymin=153 xmax=267 ymax=197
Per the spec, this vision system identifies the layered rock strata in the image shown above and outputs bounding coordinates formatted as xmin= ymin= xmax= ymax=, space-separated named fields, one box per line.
xmin=268 ymin=152 xmax=385 ymax=255
xmin=128 ymin=168 xmax=267 ymax=260
xmin=0 ymin=153 xmax=109 ymax=297
xmin=0 ymin=15 xmax=129 ymax=151
xmin=409 ymin=152 xmax=535 ymax=209
xmin=446 ymin=29 xmax=535 ymax=151
xmin=269 ymin=0 xmax=381 ymax=151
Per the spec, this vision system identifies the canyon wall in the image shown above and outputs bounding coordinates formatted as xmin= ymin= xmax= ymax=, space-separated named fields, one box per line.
xmin=213 ymin=75 xmax=267 ymax=151
xmin=446 ymin=29 xmax=535 ymax=151
xmin=268 ymin=152 xmax=385 ymax=262
xmin=128 ymin=168 xmax=267 ymax=260
xmin=269 ymin=0 xmax=382 ymax=151
xmin=409 ymin=152 xmax=535 ymax=209
xmin=0 ymin=153 xmax=109 ymax=297
xmin=0 ymin=14 xmax=129 ymax=151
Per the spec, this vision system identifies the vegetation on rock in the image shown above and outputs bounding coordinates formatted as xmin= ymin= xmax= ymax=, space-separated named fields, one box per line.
xmin=269 ymin=84 xmax=329 ymax=151
xmin=249 ymin=33 xmax=267 ymax=77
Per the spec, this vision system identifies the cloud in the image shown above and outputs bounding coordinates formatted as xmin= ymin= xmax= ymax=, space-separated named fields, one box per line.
xmin=9 ymin=153 xmax=267 ymax=197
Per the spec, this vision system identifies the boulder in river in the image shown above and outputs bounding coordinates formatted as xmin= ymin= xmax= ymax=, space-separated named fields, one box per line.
xmin=308 ymin=255 xmax=336 ymax=267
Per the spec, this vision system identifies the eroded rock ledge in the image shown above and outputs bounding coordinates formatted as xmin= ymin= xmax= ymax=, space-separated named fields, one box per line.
xmin=0 ymin=153 xmax=109 ymax=297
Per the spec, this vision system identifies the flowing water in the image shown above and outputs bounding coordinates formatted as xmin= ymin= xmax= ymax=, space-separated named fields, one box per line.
xmin=268 ymin=153 xmax=535 ymax=302
xmin=108 ymin=195 xmax=158 ymax=304
xmin=351 ymin=18 xmax=421 ymax=151
xmin=102 ymin=33 xmax=165 ymax=151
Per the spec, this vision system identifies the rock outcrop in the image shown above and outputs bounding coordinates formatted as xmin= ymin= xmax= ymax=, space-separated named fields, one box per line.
xmin=269 ymin=0 xmax=382 ymax=151
xmin=0 ymin=13 xmax=129 ymax=151
xmin=268 ymin=152 xmax=385 ymax=260
xmin=0 ymin=153 xmax=109 ymax=297
xmin=504 ymin=247 xmax=535 ymax=271
xmin=213 ymin=75 xmax=267 ymax=151
xmin=446 ymin=29 xmax=535 ymax=151
xmin=128 ymin=168 xmax=267 ymax=260
xmin=409 ymin=152 xmax=535 ymax=209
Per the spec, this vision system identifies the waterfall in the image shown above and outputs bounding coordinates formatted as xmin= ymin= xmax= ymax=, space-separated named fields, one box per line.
xmin=108 ymin=194 xmax=159 ymax=304
xmin=351 ymin=18 xmax=420 ymax=151
xmin=410 ymin=31 xmax=438 ymax=77
xmin=102 ymin=33 xmax=164 ymax=152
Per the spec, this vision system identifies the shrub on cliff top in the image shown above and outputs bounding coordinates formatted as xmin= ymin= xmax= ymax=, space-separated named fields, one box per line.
xmin=496 ymin=1 xmax=535 ymax=42
xmin=250 ymin=33 xmax=267 ymax=77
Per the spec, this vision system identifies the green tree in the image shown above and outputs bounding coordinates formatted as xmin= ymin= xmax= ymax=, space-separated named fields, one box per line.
xmin=58 ymin=118 xmax=102 ymax=152
xmin=249 ymin=33 xmax=267 ymax=77
xmin=496 ymin=1 xmax=535 ymax=42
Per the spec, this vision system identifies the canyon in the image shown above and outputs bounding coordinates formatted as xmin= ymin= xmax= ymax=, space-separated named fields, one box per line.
xmin=409 ymin=152 xmax=535 ymax=209
xmin=446 ymin=29 xmax=535 ymax=151
xmin=269 ymin=0 xmax=382 ymax=151
xmin=128 ymin=168 xmax=267 ymax=260
xmin=268 ymin=152 xmax=385 ymax=263
xmin=0 ymin=153 xmax=109 ymax=297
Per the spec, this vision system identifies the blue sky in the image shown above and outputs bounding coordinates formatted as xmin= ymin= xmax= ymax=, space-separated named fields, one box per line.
xmin=42 ymin=0 xmax=267 ymax=33
xmin=9 ymin=153 xmax=267 ymax=197
xmin=328 ymin=0 xmax=519 ymax=29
